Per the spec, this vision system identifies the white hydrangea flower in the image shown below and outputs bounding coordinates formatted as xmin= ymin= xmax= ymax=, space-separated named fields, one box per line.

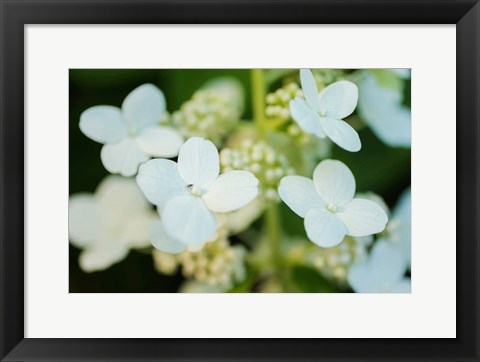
xmin=357 ymin=70 xmax=411 ymax=148
xmin=289 ymin=69 xmax=361 ymax=152
xmin=278 ymin=159 xmax=388 ymax=248
xmin=136 ymin=137 xmax=259 ymax=245
xmin=69 ymin=176 xmax=156 ymax=272
xmin=386 ymin=187 xmax=411 ymax=268
xmin=348 ymin=240 xmax=411 ymax=293
xmin=80 ymin=84 xmax=184 ymax=176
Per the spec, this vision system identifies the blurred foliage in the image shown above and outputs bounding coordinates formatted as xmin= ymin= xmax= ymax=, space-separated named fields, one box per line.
xmin=291 ymin=266 xmax=337 ymax=293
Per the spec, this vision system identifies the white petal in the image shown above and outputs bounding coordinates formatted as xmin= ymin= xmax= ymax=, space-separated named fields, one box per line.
xmin=136 ymin=125 xmax=184 ymax=157
xmin=122 ymin=213 xmax=157 ymax=248
xmin=393 ymin=187 xmax=411 ymax=222
xmin=79 ymin=106 xmax=128 ymax=144
xmin=289 ymin=98 xmax=326 ymax=137
xmin=304 ymin=208 xmax=347 ymax=248
xmin=319 ymin=117 xmax=361 ymax=152
xmin=337 ymin=198 xmax=388 ymax=237
xmin=149 ymin=220 xmax=186 ymax=254
xmin=68 ymin=194 xmax=103 ymax=248
xmin=391 ymin=279 xmax=411 ymax=293
xmin=162 ymin=195 xmax=217 ymax=245
xmin=100 ymin=138 xmax=149 ymax=177
xmin=363 ymin=104 xmax=411 ymax=148
xmin=318 ymin=80 xmax=358 ymax=119
xmin=370 ymin=240 xmax=407 ymax=286
xmin=278 ymin=176 xmax=324 ymax=217
xmin=348 ymin=240 xmax=407 ymax=293
xmin=202 ymin=171 xmax=259 ymax=213
xmin=300 ymin=69 xmax=319 ymax=111
xmin=122 ymin=84 xmax=166 ymax=131
xmin=393 ymin=188 xmax=411 ymax=267
xmin=355 ymin=191 xmax=390 ymax=216
xmin=96 ymin=175 xmax=149 ymax=215
xmin=357 ymin=72 xmax=411 ymax=148
xmin=79 ymin=242 xmax=129 ymax=272
xmin=381 ymin=107 xmax=411 ymax=148
xmin=348 ymin=262 xmax=375 ymax=293
xmin=177 ymin=137 xmax=220 ymax=187
xmin=136 ymin=159 xmax=189 ymax=207
xmin=313 ymin=160 xmax=355 ymax=206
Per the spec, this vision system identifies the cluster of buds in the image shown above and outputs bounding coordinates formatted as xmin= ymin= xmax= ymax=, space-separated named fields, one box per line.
xmin=178 ymin=239 xmax=247 ymax=290
xmin=152 ymin=250 xmax=179 ymax=275
xmin=152 ymin=214 xmax=247 ymax=290
xmin=311 ymin=69 xmax=346 ymax=89
xmin=265 ymin=83 xmax=332 ymax=166
xmin=220 ymin=139 xmax=295 ymax=202
xmin=287 ymin=236 xmax=372 ymax=284
xmin=265 ymin=82 xmax=303 ymax=122
xmin=171 ymin=79 xmax=243 ymax=146
xmin=311 ymin=236 xmax=372 ymax=283
xmin=153 ymin=237 xmax=247 ymax=291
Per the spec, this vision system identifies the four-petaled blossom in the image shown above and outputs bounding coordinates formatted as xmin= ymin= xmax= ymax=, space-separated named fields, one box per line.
xmin=278 ymin=159 xmax=388 ymax=248
xmin=136 ymin=137 xmax=259 ymax=245
xmin=348 ymin=240 xmax=411 ymax=293
xmin=68 ymin=176 xmax=156 ymax=272
xmin=289 ymin=69 xmax=361 ymax=152
xmin=80 ymin=84 xmax=184 ymax=177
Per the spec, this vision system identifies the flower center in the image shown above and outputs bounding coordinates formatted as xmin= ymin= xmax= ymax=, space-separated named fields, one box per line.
xmin=128 ymin=125 xmax=137 ymax=136
xmin=318 ymin=109 xmax=327 ymax=117
xmin=326 ymin=202 xmax=336 ymax=213
xmin=188 ymin=184 xmax=202 ymax=197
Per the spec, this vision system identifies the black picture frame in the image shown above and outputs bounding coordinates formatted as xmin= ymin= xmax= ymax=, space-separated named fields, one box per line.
xmin=1 ymin=0 xmax=478 ymax=361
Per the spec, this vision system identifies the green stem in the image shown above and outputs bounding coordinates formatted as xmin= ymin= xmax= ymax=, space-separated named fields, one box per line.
xmin=265 ymin=204 xmax=295 ymax=291
xmin=250 ymin=69 xmax=288 ymax=289
xmin=251 ymin=69 xmax=267 ymax=133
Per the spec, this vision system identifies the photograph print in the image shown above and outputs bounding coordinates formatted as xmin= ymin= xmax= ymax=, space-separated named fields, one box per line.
xmin=69 ymin=68 xmax=411 ymax=293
